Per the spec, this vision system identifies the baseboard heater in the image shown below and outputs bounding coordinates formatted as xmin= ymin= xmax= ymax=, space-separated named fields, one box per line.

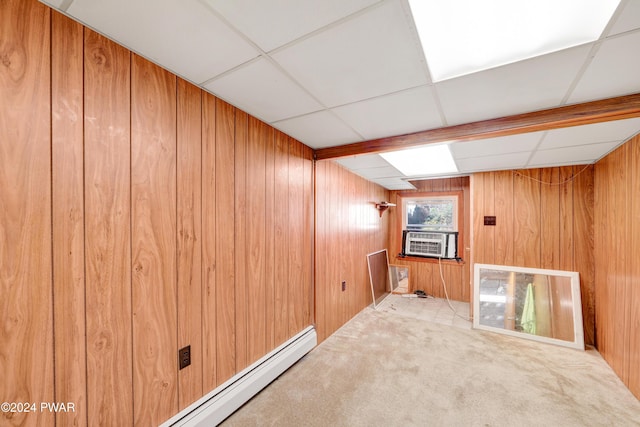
xmin=161 ymin=325 xmax=317 ymax=427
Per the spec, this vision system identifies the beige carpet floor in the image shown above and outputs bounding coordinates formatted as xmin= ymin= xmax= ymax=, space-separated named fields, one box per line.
xmin=222 ymin=303 xmax=640 ymax=427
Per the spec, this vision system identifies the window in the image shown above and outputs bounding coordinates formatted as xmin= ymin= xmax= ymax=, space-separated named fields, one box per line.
xmin=403 ymin=195 xmax=458 ymax=232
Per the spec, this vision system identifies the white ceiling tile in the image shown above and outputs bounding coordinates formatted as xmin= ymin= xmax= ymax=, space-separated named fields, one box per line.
xmin=40 ymin=0 xmax=65 ymax=7
xmin=332 ymin=86 xmax=443 ymax=140
xmin=273 ymin=111 xmax=363 ymax=148
xmin=437 ymin=44 xmax=593 ymax=125
xmin=370 ymin=178 xmax=416 ymax=190
xmin=456 ymin=152 xmax=531 ymax=173
xmin=569 ymin=31 xmax=640 ymax=103
xmin=335 ymin=154 xmax=391 ymax=170
xmin=204 ymin=0 xmax=381 ymax=52
xmin=538 ymin=118 xmax=640 ymax=149
xmin=204 ymin=58 xmax=323 ymax=123
xmin=355 ymin=166 xmax=402 ymax=179
xmin=67 ymin=0 xmax=259 ymax=84
xmin=608 ymin=1 xmax=640 ymax=36
xmin=529 ymin=141 xmax=621 ymax=166
xmin=272 ymin=1 xmax=429 ymax=107
xmin=451 ymin=132 xmax=545 ymax=159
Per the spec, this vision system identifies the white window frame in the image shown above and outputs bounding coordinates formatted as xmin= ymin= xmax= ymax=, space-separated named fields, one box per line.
xmin=402 ymin=195 xmax=458 ymax=232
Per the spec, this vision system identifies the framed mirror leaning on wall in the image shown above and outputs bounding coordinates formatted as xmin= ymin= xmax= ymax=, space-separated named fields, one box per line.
xmin=473 ymin=264 xmax=584 ymax=350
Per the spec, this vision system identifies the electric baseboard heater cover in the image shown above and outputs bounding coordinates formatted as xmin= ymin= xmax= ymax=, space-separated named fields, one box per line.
xmin=161 ymin=325 xmax=317 ymax=427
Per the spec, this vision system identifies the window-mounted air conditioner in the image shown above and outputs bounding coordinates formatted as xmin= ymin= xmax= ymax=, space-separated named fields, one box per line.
xmin=402 ymin=230 xmax=458 ymax=259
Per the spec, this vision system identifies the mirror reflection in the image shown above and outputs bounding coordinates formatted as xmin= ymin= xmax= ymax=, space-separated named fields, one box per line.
xmin=473 ymin=264 xmax=584 ymax=350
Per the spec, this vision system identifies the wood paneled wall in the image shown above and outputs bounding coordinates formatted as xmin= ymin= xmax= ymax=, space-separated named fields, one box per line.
xmin=315 ymin=161 xmax=390 ymax=342
xmin=471 ymin=167 xmax=595 ymax=346
xmin=0 ymin=2 xmax=313 ymax=425
xmin=594 ymin=135 xmax=640 ymax=400
xmin=388 ymin=178 xmax=472 ymax=303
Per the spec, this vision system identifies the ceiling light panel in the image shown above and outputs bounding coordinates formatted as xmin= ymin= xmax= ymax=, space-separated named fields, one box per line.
xmin=332 ymin=86 xmax=443 ymax=140
xmin=335 ymin=154 xmax=392 ymax=170
xmin=66 ymin=0 xmax=259 ymax=84
xmin=273 ymin=111 xmax=363 ymax=148
xmin=409 ymin=0 xmax=620 ymax=82
xmin=203 ymin=0 xmax=381 ymax=52
xmin=436 ymin=44 xmax=592 ymax=125
xmin=204 ymin=58 xmax=322 ymax=123
xmin=272 ymin=1 xmax=429 ymax=107
xmin=380 ymin=145 xmax=457 ymax=177
xmin=568 ymin=31 xmax=640 ymax=104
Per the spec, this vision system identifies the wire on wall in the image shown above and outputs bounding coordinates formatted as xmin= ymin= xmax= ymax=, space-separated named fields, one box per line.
xmin=438 ymin=257 xmax=472 ymax=322
xmin=512 ymin=164 xmax=592 ymax=186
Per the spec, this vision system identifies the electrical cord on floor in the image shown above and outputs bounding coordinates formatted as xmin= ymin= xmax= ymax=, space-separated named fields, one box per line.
xmin=438 ymin=257 xmax=473 ymax=322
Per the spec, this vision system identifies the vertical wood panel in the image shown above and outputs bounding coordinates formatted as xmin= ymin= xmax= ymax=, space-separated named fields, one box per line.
xmin=51 ymin=11 xmax=87 ymax=427
xmin=573 ymin=165 xmax=594 ymax=348
xmin=264 ymin=126 xmax=276 ymax=349
xmin=0 ymin=2 xmax=53 ymax=426
xmin=247 ymin=117 xmax=267 ymax=363
xmin=274 ymin=132 xmax=290 ymax=345
xmin=176 ymin=78 xmax=203 ymax=409
xmin=483 ymin=174 xmax=496 ymax=264
xmin=472 ymin=174 xmax=485 ymax=265
xmin=494 ymin=171 xmax=514 ymax=266
xmin=540 ymin=168 xmax=560 ymax=269
xmin=303 ymin=146 xmax=314 ymax=326
xmin=83 ymin=29 xmax=133 ymax=427
xmin=513 ymin=169 xmax=541 ymax=267
xmin=215 ymin=99 xmax=236 ymax=384
xmin=629 ymin=137 xmax=640 ymax=397
xmin=558 ymin=166 xmax=575 ymax=272
xmin=289 ymin=138 xmax=305 ymax=336
xmin=131 ymin=54 xmax=178 ymax=426
xmin=234 ymin=110 xmax=249 ymax=371
xmin=202 ymin=93 xmax=217 ymax=391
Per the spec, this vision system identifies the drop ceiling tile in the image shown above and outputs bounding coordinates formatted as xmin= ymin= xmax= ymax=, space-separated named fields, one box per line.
xmin=66 ymin=0 xmax=259 ymax=84
xmin=456 ymin=152 xmax=531 ymax=173
xmin=355 ymin=166 xmax=403 ymax=179
xmin=335 ymin=154 xmax=391 ymax=170
xmin=272 ymin=1 xmax=428 ymax=107
xmin=436 ymin=44 xmax=593 ymax=125
xmin=569 ymin=31 xmax=640 ymax=103
xmin=450 ymin=132 xmax=545 ymax=160
xmin=528 ymin=141 xmax=621 ymax=166
xmin=332 ymin=86 xmax=443 ymax=140
xmin=538 ymin=118 xmax=640 ymax=149
xmin=41 ymin=0 xmax=65 ymax=7
xmin=608 ymin=1 xmax=640 ymax=36
xmin=204 ymin=58 xmax=323 ymax=123
xmin=273 ymin=111 xmax=363 ymax=149
xmin=370 ymin=178 xmax=416 ymax=190
xmin=204 ymin=0 xmax=381 ymax=52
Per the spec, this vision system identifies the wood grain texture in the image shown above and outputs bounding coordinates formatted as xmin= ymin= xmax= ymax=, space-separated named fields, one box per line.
xmin=0 ymin=1 xmax=53 ymax=426
xmin=513 ymin=169 xmax=541 ymax=267
xmin=247 ymin=117 xmax=267 ymax=363
xmin=51 ymin=11 xmax=87 ymax=427
xmin=494 ymin=171 xmax=514 ymax=266
xmin=234 ymin=110 xmax=249 ymax=371
xmin=274 ymin=132 xmax=290 ymax=345
xmin=314 ymin=161 xmax=390 ymax=342
xmin=315 ymin=93 xmax=640 ymax=160
xmin=540 ymin=168 xmax=560 ymax=269
xmin=288 ymin=138 xmax=305 ymax=336
xmin=83 ymin=29 xmax=134 ymax=427
xmin=202 ymin=93 xmax=217 ymax=391
xmin=176 ymin=78 xmax=203 ymax=409
xmin=303 ymin=146 xmax=315 ymax=326
xmin=215 ymin=98 xmax=236 ymax=384
xmin=131 ymin=54 xmax=178 ymax=426
xmin=264 ymin=125 xmax=276 ymax=350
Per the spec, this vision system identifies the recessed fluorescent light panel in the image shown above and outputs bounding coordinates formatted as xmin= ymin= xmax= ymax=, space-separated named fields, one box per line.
xmin=380 ymin=144 xmax=457 ymax=177
xmin=408 ymin=0 xmax=621 ymax=82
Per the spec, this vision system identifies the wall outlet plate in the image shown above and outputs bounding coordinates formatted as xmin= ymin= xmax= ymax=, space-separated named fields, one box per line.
xmin=179 ymin=345 xmax=191 ymax=370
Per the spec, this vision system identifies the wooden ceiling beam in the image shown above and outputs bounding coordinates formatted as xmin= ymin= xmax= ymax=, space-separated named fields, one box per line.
xmin=314 ymin=92 xmax=640 ymax=160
